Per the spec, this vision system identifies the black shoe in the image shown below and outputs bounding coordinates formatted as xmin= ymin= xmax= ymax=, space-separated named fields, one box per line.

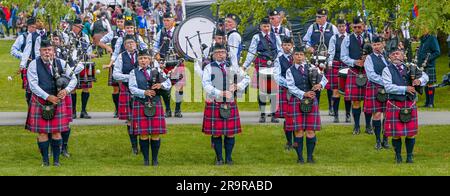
xmin=297 ymin=157 xmax=305 ymax=164
xmin=61 ymin=148 xmax=70 ymax=158
xmin=53 ymin=162 xmax=61 ymax=167
xmin=271 ymin=116 xmax=279 ymax=123
xmin=307 ymin=157 xmax=315 ymax=164
xmin=113 ymin=111 xmax=118 ymax=118
xmin=165 ymin=110 xmax=172 ymax=118
xmin=365 ymin=127 xmax=374 ymax=135
xmin=352 ymin=127 xmax=361 ymax=135
xmin=42 ymin=161 xmax=50 ymax=167
xmin=144 ymin=160 xmax=150 ymax=166
xmin=225 ymin=160 xmax=233 ymax=165
xmin=132 ymin=146 xmax=139 ymax=155
xmin=406 ymin=155 xmax=414 ymax=163
xmin=72 ymin=112 xmax=77 ymax=119
xmin=259 ymin=114 xmax=266 ymax=123
xmin=395 ymin=154 xmax=403 ymax=164
xmin=174 ymin=111 xmax=183 ymax=118
xmin=328 ymin=109 xmax=334 ymax=116
xmin=80 ymin=111 xmax=92 ymax=119
xmin=152 ymin=160 xmax=159 ymax=166
xmin=345 ymin=114 xmax=351 ymax=123
xmin=333 ymin=116 xmax=340 ymax=123
xmin=375 ymin=142 xmax=382 ymax=150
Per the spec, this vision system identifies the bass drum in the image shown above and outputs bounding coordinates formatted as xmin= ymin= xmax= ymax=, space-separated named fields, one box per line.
xmin=173 ymin=15 xmax=215 ymax=61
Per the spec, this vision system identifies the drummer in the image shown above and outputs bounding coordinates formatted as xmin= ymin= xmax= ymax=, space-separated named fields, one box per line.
xmin=153 ymin=12 xmax=186 ymax=118
xmin=326 ymin=18 xmax=351 ymax=123
xmin=225 ymin=14 xmax=243 ymax=69
xmin=243 ymin=17 xmax=282 ymax=123
xmin=303 ymin=8 xmax=339 ymax=116
xmin=285 ymin=46 xmax=328 ymax=164
xmin=274 ymin=36 xmax=295 ymax=150
xmin=340 ymin=16 xmax=374 ymax=135
xmin=364 ymin=35 xmax=390 ymax=150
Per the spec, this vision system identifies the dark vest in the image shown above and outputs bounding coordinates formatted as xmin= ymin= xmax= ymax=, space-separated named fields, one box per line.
xmin=111 ymin=29 xmax=123 ymax=52
xmin=92 ymin=20 xmax=106 ymax=34
xmin=348 ymin=33 xmax=371 ymax=60
xmin=334 ymin=34 xmax=345 ymax=61
xmin=278 ymin=54 xmax=292 ymax=78
xmin=227 ymin=30 xmax=243 ymax=60
xmin=257 ymin=32 xmax=278 ymax=60
xmin=210 ymin=62 xmax=229 ymax=92
xmin=158 ymin=28 xmax=173 ymax=58
xmin=121 ymin=52 xmax=139 ymax=75
xmin=36 ymin=57 xmax=64 ymax=96
xmin=289 ymin=64 xmax=312 ymax=92
xmin=271 ymin=26 xmax=288 ymax=39
xmin=387 ymin=64 xmax=414 ymax=101
xmin=30 ymin=32 xmax=39 ymax=60
xmin=370 ymin=53 xmax=387 ymax=75
xmin=311 ymin=23 xmax=334 ymax=48
xmin=20 ymin=33 xmax=27 ymax=52
xmin=133 ymin=67 xmax=161 ymax=102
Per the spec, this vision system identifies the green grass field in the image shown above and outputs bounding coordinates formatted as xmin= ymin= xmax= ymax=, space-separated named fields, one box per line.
xmin=1 ymin=40 xmax=448 ymax=112
xmin=0 ymin=125 xmax=448 ymax=176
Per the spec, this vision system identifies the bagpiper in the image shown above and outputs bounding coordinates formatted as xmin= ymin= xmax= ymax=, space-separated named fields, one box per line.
xmin=285 ymin=46 xmax=328 ymax=164
xmin=202 ymin=44 xmax=250 ymax=165
xmin=25 ymin=39 xmax=77 ymax=166
xmin=128 ymin=49 xmax=171 ymax=166
xmin=382 ymin=48 xmax=429 ymax=163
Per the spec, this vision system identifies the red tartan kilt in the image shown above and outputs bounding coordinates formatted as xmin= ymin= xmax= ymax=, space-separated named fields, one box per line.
xmin=25 ymin=94 xmax=70 ymax=134
xmin=325 ymin=61 xmax=343 ymax=90
xmin=202 ymin=102 xmax=242 ymax=136
xmin=285 ymin=96 xmax=321 ymax=132
xmin=384 ymin=100 xmax=418 ymax=137
xmin=64 ymin=95 xmax=73 ymax=122
xmin=77 ymin=81 xmax=93 ymax=89
xmin=118 ymin=83 xmax=132 ymax=120
xmin=344 ymin=67 xmax=366 ymax=101
xmin=275 ymin=87 xmax=289 ymax=118
xmin=21 ymin=69 xmax=31 ymax=93
xmin=107 ymin=67 xmax=119 ymax=87
xmin=363 ymin=81 xmax=386 ymax=113
xmin=131 ymin=99 xmax=167 ymax=135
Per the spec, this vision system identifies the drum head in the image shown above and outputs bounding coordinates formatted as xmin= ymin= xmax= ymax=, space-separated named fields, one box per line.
xmin=259 ymin=67 xmax=275 ymax=76
xmin=174 ymin=15 xmax=215 ymax=61
xmin=339 ymin=68 xmax=349 ymax=76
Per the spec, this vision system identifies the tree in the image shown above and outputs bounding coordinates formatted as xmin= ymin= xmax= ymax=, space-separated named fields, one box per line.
xmin=215 ymin=0 xmax=450 ymax=37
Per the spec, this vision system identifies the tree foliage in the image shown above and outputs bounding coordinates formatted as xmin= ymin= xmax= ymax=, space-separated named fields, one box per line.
xmin=215 ymin=0 xmax=450 ymax=36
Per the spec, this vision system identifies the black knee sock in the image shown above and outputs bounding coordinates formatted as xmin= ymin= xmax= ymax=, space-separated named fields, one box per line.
xmin=428 ymin=87 xmax=435 ymax=105
xmin=392 ymin=138 xmax=402 ymax=156
xmin=373 ymin=120 xmax=382 ymax=143
xmin=224 ymin=137 xmax=235 ymax=162
xmin=175 ymin=102 xmax=181 ymax=112
xmin=424 ymin=86 xmax=430 ymax=105
xmin=285 ymin=131 xmax=293 ymax=145
xmin=61 ymin=129 xmax=71 ymax=150
xmin=38 ymin=140 xmax=50 ymax=163
xmin=352 ymin=108 xmax=361 ymax=128
xmin=405 ymin=137 xmax=416 ymax=157
xmin=306 ymin=136 xmax=317 ymax=159
xmin=294 ymin=137 xmax=304 ymax=160
xmin=365 ymin=113 xmax=372 ymax=128
xmin=26 ymin=92 xmax=31 ymax=106
xmin=211 ymin=136 xmax=223 ymax=161
xmin=316 ymin=91 xmax=321 ymax=105
xmin=112 ymin=93 xmax=119 ymax=112
xmin=175 ymin=91 xmax=183 ymax=112
xmin=327 ymin=90 xmax=333 ymax=110
xmin=71 ymin=93 xmax=77 ymax=113
xmin=128 ymin=125 xmax=137 ymax=148
xmin=51 ymin=139 xmax=62 ymax=163
xmin=333 ymin=97 xmax=340 ymax=117
xmin=345 ymin=101 xmax=351 ymax=115
xmin=150 ymin=139 xmax=161 ymax=162
xmin=81 ymin=92 xmax=89 ymax=112
xmin=139 ymin=139 xmax=150 ymax=161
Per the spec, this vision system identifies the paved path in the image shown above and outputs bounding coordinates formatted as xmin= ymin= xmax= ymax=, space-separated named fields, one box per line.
xmin=0 ymin=111 xmax=449 ymax=126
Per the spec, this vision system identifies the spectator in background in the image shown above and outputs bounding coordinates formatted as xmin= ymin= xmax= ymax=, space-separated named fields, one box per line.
xmin=16 ymin=11 xmax=27 ymax=36
xmin=82 ymin=14 xmax=92 ymax=37
xmin=10 ymin=3 xmax=18 ymax=37
xmin=71 ymin=0 xmax=81 ymax=15
xmin=0 ymin=2 xmax=10 ymax=37
xmin=137 ymin=9 xmax=147 ymax=37
xmin=175 ymin=0 xmax=184 ymax=23
xmin=0 ymin=3 xmax=5 ymax=38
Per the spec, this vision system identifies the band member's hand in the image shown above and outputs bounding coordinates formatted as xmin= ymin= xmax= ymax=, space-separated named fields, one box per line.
xmin=412 ymin=79 xmax=421 ymax=86
xmin=229 ymin=84 xmax=238 ymax=92
xmin=178 ymin=74 xmax=184 ymax=80
xmin=106 ymin=46 xmax=113 ymax=54
xmin=89 ymin=54 xmax=98 ymax=59
xmin=304 ymin=91 xmax=316 ymax=99
xmin=355 ymin=60 xmax=364 ymax=67
xmin=222 ymin=91 xmax=233 ymax=99
xmin=407 ymin=86 xmax=416 ymax=94
xmin=57 ymin=90 xmax=68 ymax=99
xmin=145 ymin=90 xmax=156 ymax=97
xmin=312 ymin=84 xmax=322 ymax=91
xmin=152 ymin=83 xmax=162 ymax=90
xmin=47 ymin=95 xmax=60 ymax=105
